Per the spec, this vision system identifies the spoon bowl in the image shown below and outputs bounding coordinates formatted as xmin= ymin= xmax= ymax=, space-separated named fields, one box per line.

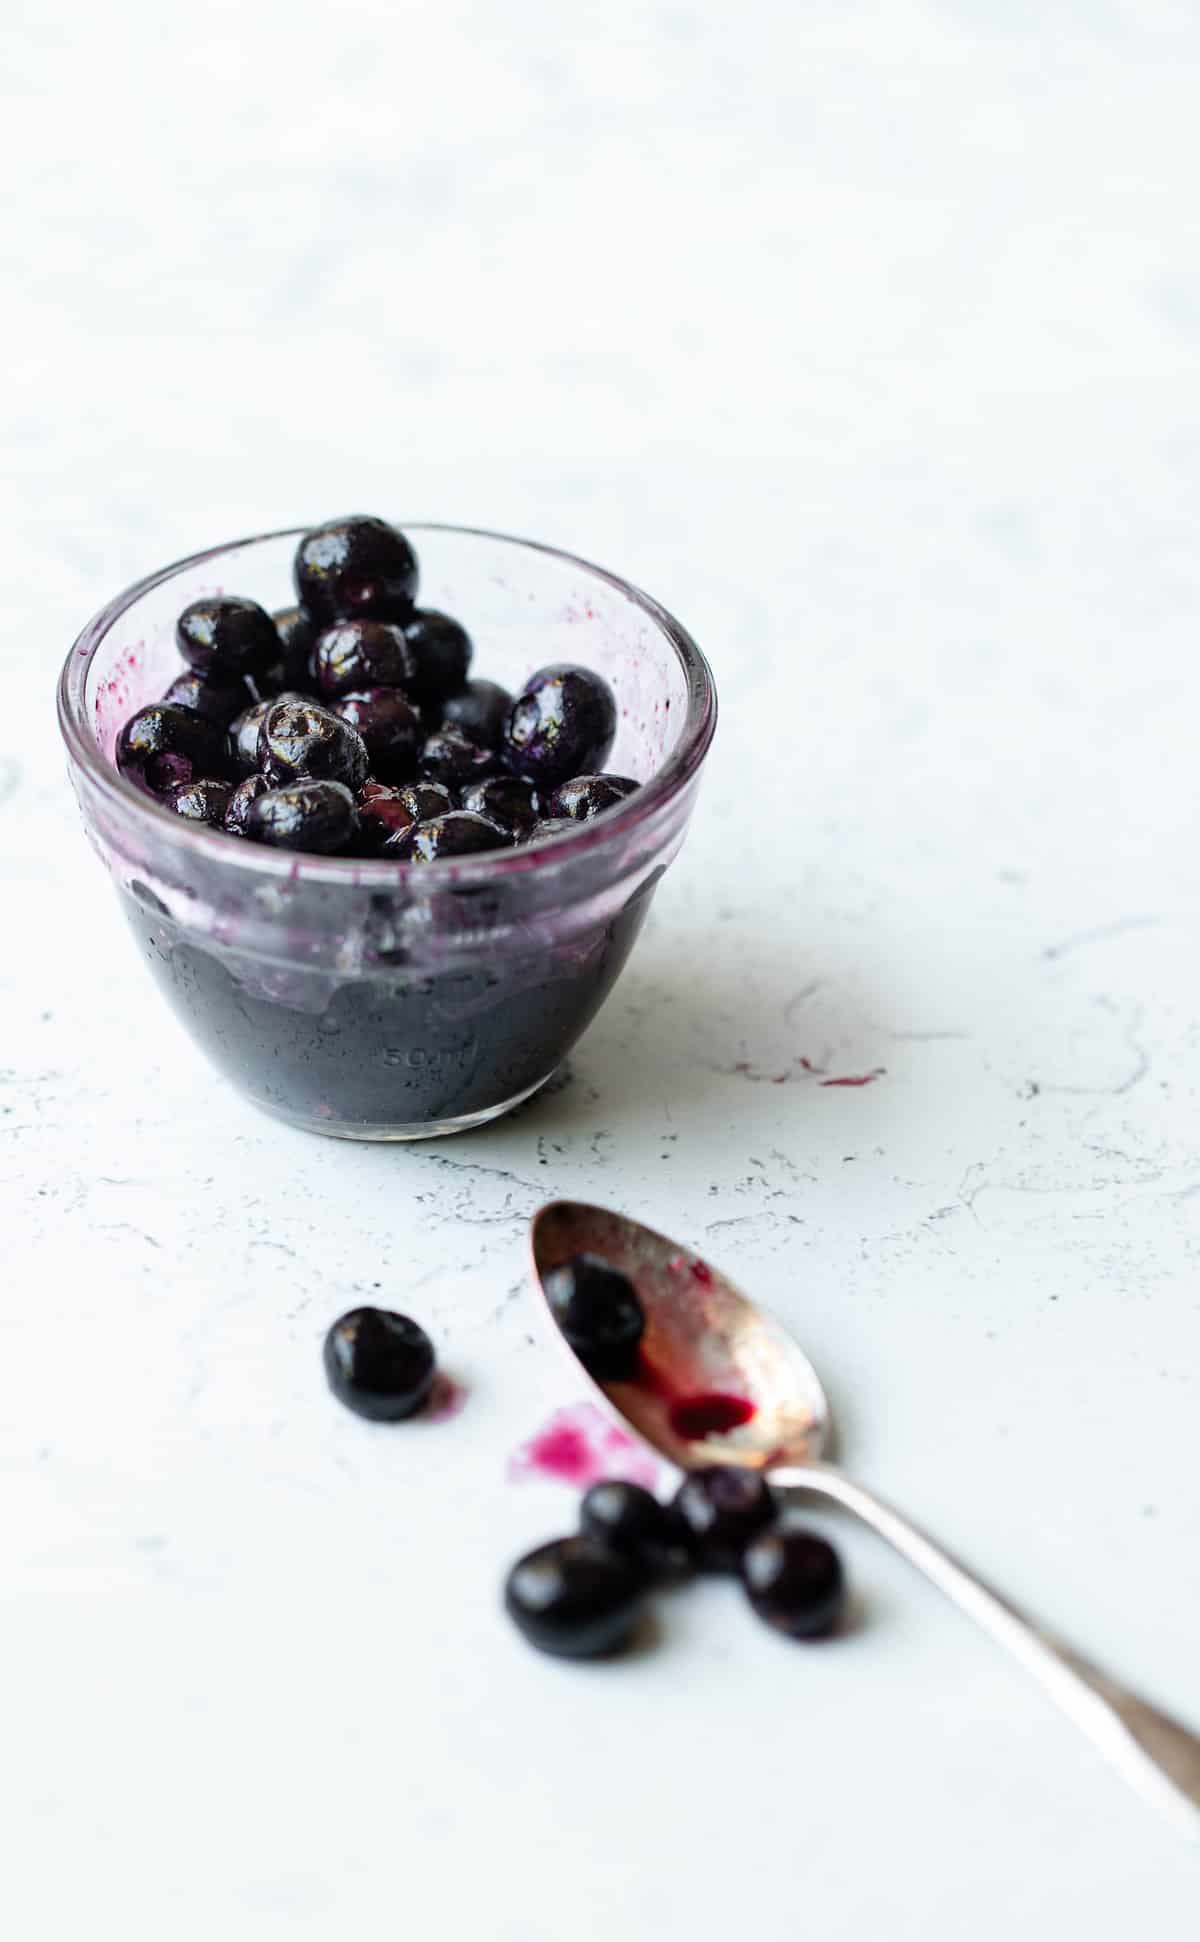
xmin=530 ymin=1200 xmax=830 ymax=1472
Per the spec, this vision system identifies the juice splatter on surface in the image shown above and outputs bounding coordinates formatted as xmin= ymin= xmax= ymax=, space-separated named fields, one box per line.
xmin=424 ymin=1373 xmax=468 ymax=1423
xmin=819 ymin=1069 xmax=886 ymax=1088
xmin=508 ymin=1401 xmax=659 ymax=1489
xmin=668 ymin=1392 xmax=755 ymax=1440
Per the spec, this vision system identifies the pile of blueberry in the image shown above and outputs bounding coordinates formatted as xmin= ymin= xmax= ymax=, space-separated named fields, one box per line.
xmin=116 ymin=514 xmax=639 ymax=860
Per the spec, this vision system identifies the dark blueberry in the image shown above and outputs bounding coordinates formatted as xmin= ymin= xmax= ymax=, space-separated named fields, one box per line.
xmin=401 ymin=811 xmax=513 ymax=862
xmin=246 ymin=779 xmax=358 ymax=854
xmin=355 ymin=789 xmax=418 ymax=857
xmin=390 ymin=780 xmax=455 ymax=822
xmin=549 ymin=773 xmax=639 ymax=821
xmin=504 ymin=1537 xmax=646 ymax=1659
xmin=258 ymin=697 xmax=368 ymax=789
xmin=271 ymin=604 xmax=317 ymax=678
xmin=671 ymin=1466 xmax=777 ymax=1573
xmin=543 ymin=1253 xmax=644 ymax=1381
xmin=579 ymin=1482 xmax=692 ymax=1582
xmin=223 ymin=774 xmax=271 ymax=836
xmin=323 ymin=1306 xmax=436 ymax=1422
xmin=294 ymin=515 xmax=419 ymax=627
xmin=502 ymin=664 xmax=617 ymax=789
xmin=312 ymin=619 xmax=419 ymax=701
xmin=459 ymin=775 xmax=542 ymax=838
xmin=165 ymin=777 xmax=235 ymax=827
xmin=116 ymin=704 xmax=234 ymax=798
xmin=526 ymin=817 xmax=578 ymax=844
xmin=161 ymin=670 xmax=252 ymax=728
xmin=439 ymin=678 xmax=512 ymax=750
xmin=741 ymin=1526 xmax=846 ymax=1640
xmin=403 ymin=609 xmax=472 ymax=704
xmin=332 ymin=688 xmax=423 ymax=783
xmin=230 ymin=692 xmax=307 ymax=775
xmin=418 ymin=727 xmax=499 ymax=790
xmin=176 ymin=595 xmax=280 ymax=679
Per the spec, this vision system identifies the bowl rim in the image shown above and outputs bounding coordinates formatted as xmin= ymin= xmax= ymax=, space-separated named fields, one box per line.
xmin=58 ymin=520 xmax=717 ymax=886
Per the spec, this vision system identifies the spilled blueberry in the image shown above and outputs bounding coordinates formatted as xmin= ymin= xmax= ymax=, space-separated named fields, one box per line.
xmin=295 ymin=515 xmax=419 ymax=627
xmin=549 ymin=773 xmax=639 ymax=820
xmin=741 ymin=1526 xmax=846 ymax=1640
xmin=258 ymin=698 xmax=368 ymax=789
xmin=323 ymin=1306 xmax=436 ymax=1421
xmin=580 ymin=1482 xmax=692 ymax=1582
xmin=671 ymin=1466 xmax=777 ymax=1572
xmin=504 ymin=1537 xmax=646 ymax=1659
xmin=116 ymin=704 xmax=234 ymax=797
xmin=439 ymin=678 xmax=512 ymax=750
xmin=177 ymin=595 xmax=280 ymax=679
xmin=503 ymin=664 xmax=617 ymax=789
xmin=246 ymin=779 xmax=358 ymax=854
xmin=544 ymin=1253 xmax=645 ymax=1381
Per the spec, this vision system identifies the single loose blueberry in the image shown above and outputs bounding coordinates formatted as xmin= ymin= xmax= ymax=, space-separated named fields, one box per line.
xmin=333 ymin=688 xmax=423 ymax=782
xmin=390 ymin=780 xmax=455 ymax=822
xmin=161 ymin=670 xmax=253 ymax=728
xmin=176 ymin=595 xmax=280 ymax=679
xmin=580 ymin=1482 xmax=692 ymax=1582
xmin=258 ymin=697 xmax=369 ymax=789
xmin=165 ymin=777 xmax=235 ymax=827
xmin=418 ymin=727 xmax=499 ymax=791
xmin=323 ymin=1306 xmax=436 ymax=1421
xmin=544 ymin=1253 xmax=644 ymax=1381
xmin=403 ymin=609 xmax=473 ymax=704
xmin=439 ymin=678 xmax=512 ymax=750
xmin=246 ymin=779 xmax=358 ymax=854
xmin=295 ymin=515 xmax=419 ymax=627
xmin=672 ymin=1466 xmax=777 ymax=1573
xmin=502 ymin=664 xmax=617 ymax=789
xmin=224 ymin=773 xmax=271 ymax=836
xmin=401 ymin=811 xmax=513 ymax=861
xmin=312 ymin=619 xmax=419 ymax=701
xmin=549 ymin=773 xmax=639 ymax=821
xmin=355 ymin=789 xmax=419 ymax=857
xmin=741 ymin=1526 xmax=846 ymax=1639
xmin=116 ymin=704 xmax=235 ymax=797
xmin=504 ymin=1536 xmax=646 ymax=1659
xmin=459 ymin=775 xmax=542 ymax=838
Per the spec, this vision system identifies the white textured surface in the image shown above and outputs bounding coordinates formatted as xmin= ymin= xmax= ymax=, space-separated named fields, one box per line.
xmin=4 ymin=2 xmax=1200 ymax=1934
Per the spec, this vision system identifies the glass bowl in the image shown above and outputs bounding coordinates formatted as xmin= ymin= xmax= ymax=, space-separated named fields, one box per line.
xmin=58 ymin=523 xmax=717 ymax=1139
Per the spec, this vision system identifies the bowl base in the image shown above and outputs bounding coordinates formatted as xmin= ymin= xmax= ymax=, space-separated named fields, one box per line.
xmin=246 ymin=1073 xmax=550 ymax=1142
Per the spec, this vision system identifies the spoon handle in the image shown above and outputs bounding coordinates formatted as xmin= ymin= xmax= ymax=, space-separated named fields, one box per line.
xmin=771 ymin=1461 xmax=1200 ymax=1834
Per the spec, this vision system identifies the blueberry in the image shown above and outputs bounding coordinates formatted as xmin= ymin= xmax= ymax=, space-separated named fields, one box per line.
xmin=176 ymin=595 xmax=280 ymax=679
xmin=526 ymin=817 xmax=578 ymax=844
xmin=403 ymin=609 xmax=472 ymax=704
xmin=579 ymin=1482 xmax=692 ymax=1582
xmin=165 ymin=777 xmax=235 ymax=827
xmin=229 ymin=692 xmax=307 ymax=776
xmin=418 ymin=727 xmax=499 ymax=790
xmin=549 ymin=773 xmax=639 ymax=821
xmin=323 ymin=1306 xmax=436 ymax=1421
xmin=459 ymin=775 xmax=542 ymax=838
xmin=246 ymin=779 xmax=358 ymax=854
xmin=270 ymin=604 xmax=317 ymax=677
xmin=671 ymin=1466 xmax=777 ymax=1573
xmin=402 ymin=811 xmax=513 ymax=861
xmin=503 ymin=664 xmax=617 ymax=789
xmin=332 ymin=688 xmax=423 ymax=783
xmin=355 ymin=788 xmax=418 ymax=857
xmin=294 ymin=515 xmax=419 ymax=627
xmin=258 ymin=698 xmax=368 ymax=789
xmin=312 ymin=619 xmax=419 ymax=701
xmin=161 ymin=670 xmax=252 ymax=728
xmin=116 ymin=704 xmax=234 ymax=797
xmin=389 ymin=780 xmax=455 ymax=822
xmin=543 ymin=1253 xmax=644 ymax=1381
xmin=741 ymin=1526 xmax=846 ymax=1639
xmin=439 ymin=678 xmax=512 ymax=750
xmin=504 ymin=1536 xmax=646 ymax=1659
xmin=224 ymin=773 xmax=271 ymax=836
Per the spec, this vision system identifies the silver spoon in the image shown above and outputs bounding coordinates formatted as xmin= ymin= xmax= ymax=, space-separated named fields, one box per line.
xmin=530 ymin=1199 xmax=1200 ymax=1835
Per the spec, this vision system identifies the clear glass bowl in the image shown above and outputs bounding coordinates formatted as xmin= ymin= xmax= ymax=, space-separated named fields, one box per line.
xmin=58 ymin=523 xmax=717 ymax=1139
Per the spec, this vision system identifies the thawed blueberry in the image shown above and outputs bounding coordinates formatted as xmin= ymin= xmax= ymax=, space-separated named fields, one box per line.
xmin=402 ymin=811 xmax=512 ymax=861
xmin=355 ymin=788 xmax=418 ymax=857
xmin=741 ymin=1526 xmax=846 ymax=1639
xmin=418 ymin=726 xmax=499 ymax=790
xmin=526 ymin=817 xmax=577 ymax=844
xmin=161 ymin=670 xmax=252 ymax=728
xmin=459 ymin=775 xmax=542 ymax=838
xmin=503 ymin=664 xmax=617 ymax=789
xmin=390 ymin=780 xmax=454 ymax=822
xmin=544 ymin=1253 xmax=644 ymax=1381
xmin=323 ymin=1306 xmax=436 ymax=1421
xmin=165 ymin=777 xmax=235 ymax=827
xmin=230 ymin=692 xmax=307 ymax=775
xmin=176 ymin=595 xmax=280 ymax=679
xmin=439 ymin=678 xmax=512 ymax=750
xmin=504 ymin=1536 xmax=646 ymax=1659
xmin=258 ymin=697 xmax=368 ymax=789
xmin=271 ymin=604 xmax=316 ymax=674
xmin=403 ymin=609 xmax=472 ymax=704
xmin=224 ymin=773 xmax=271 ymax=836
xmin=333 ymin=688 xmax=423 ymax=782
xmin=246 ymin=779 xmax=358 ymax=854
xmin=549 ymin=773 xmax=639 ymax=821
xmin=312 ymin=619 xmax=419 ymax=701
xmin=580 ymin=1482 xmax=691 ymax=1582
xmin=294 ymin=515 xmax=419 ymax=627
xmin=116 ymin=704 xmax=234 ymax=798
xmin=671 ymin=1466 xmax=777 ymax=1573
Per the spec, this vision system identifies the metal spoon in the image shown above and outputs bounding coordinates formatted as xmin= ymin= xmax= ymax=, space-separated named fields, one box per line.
xmin=531 ymin=1199 xmax=1200 ymax=1835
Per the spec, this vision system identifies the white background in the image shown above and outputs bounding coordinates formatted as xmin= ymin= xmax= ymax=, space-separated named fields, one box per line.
xmin=4 ymin=2 xmax=1200 ymax=1935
